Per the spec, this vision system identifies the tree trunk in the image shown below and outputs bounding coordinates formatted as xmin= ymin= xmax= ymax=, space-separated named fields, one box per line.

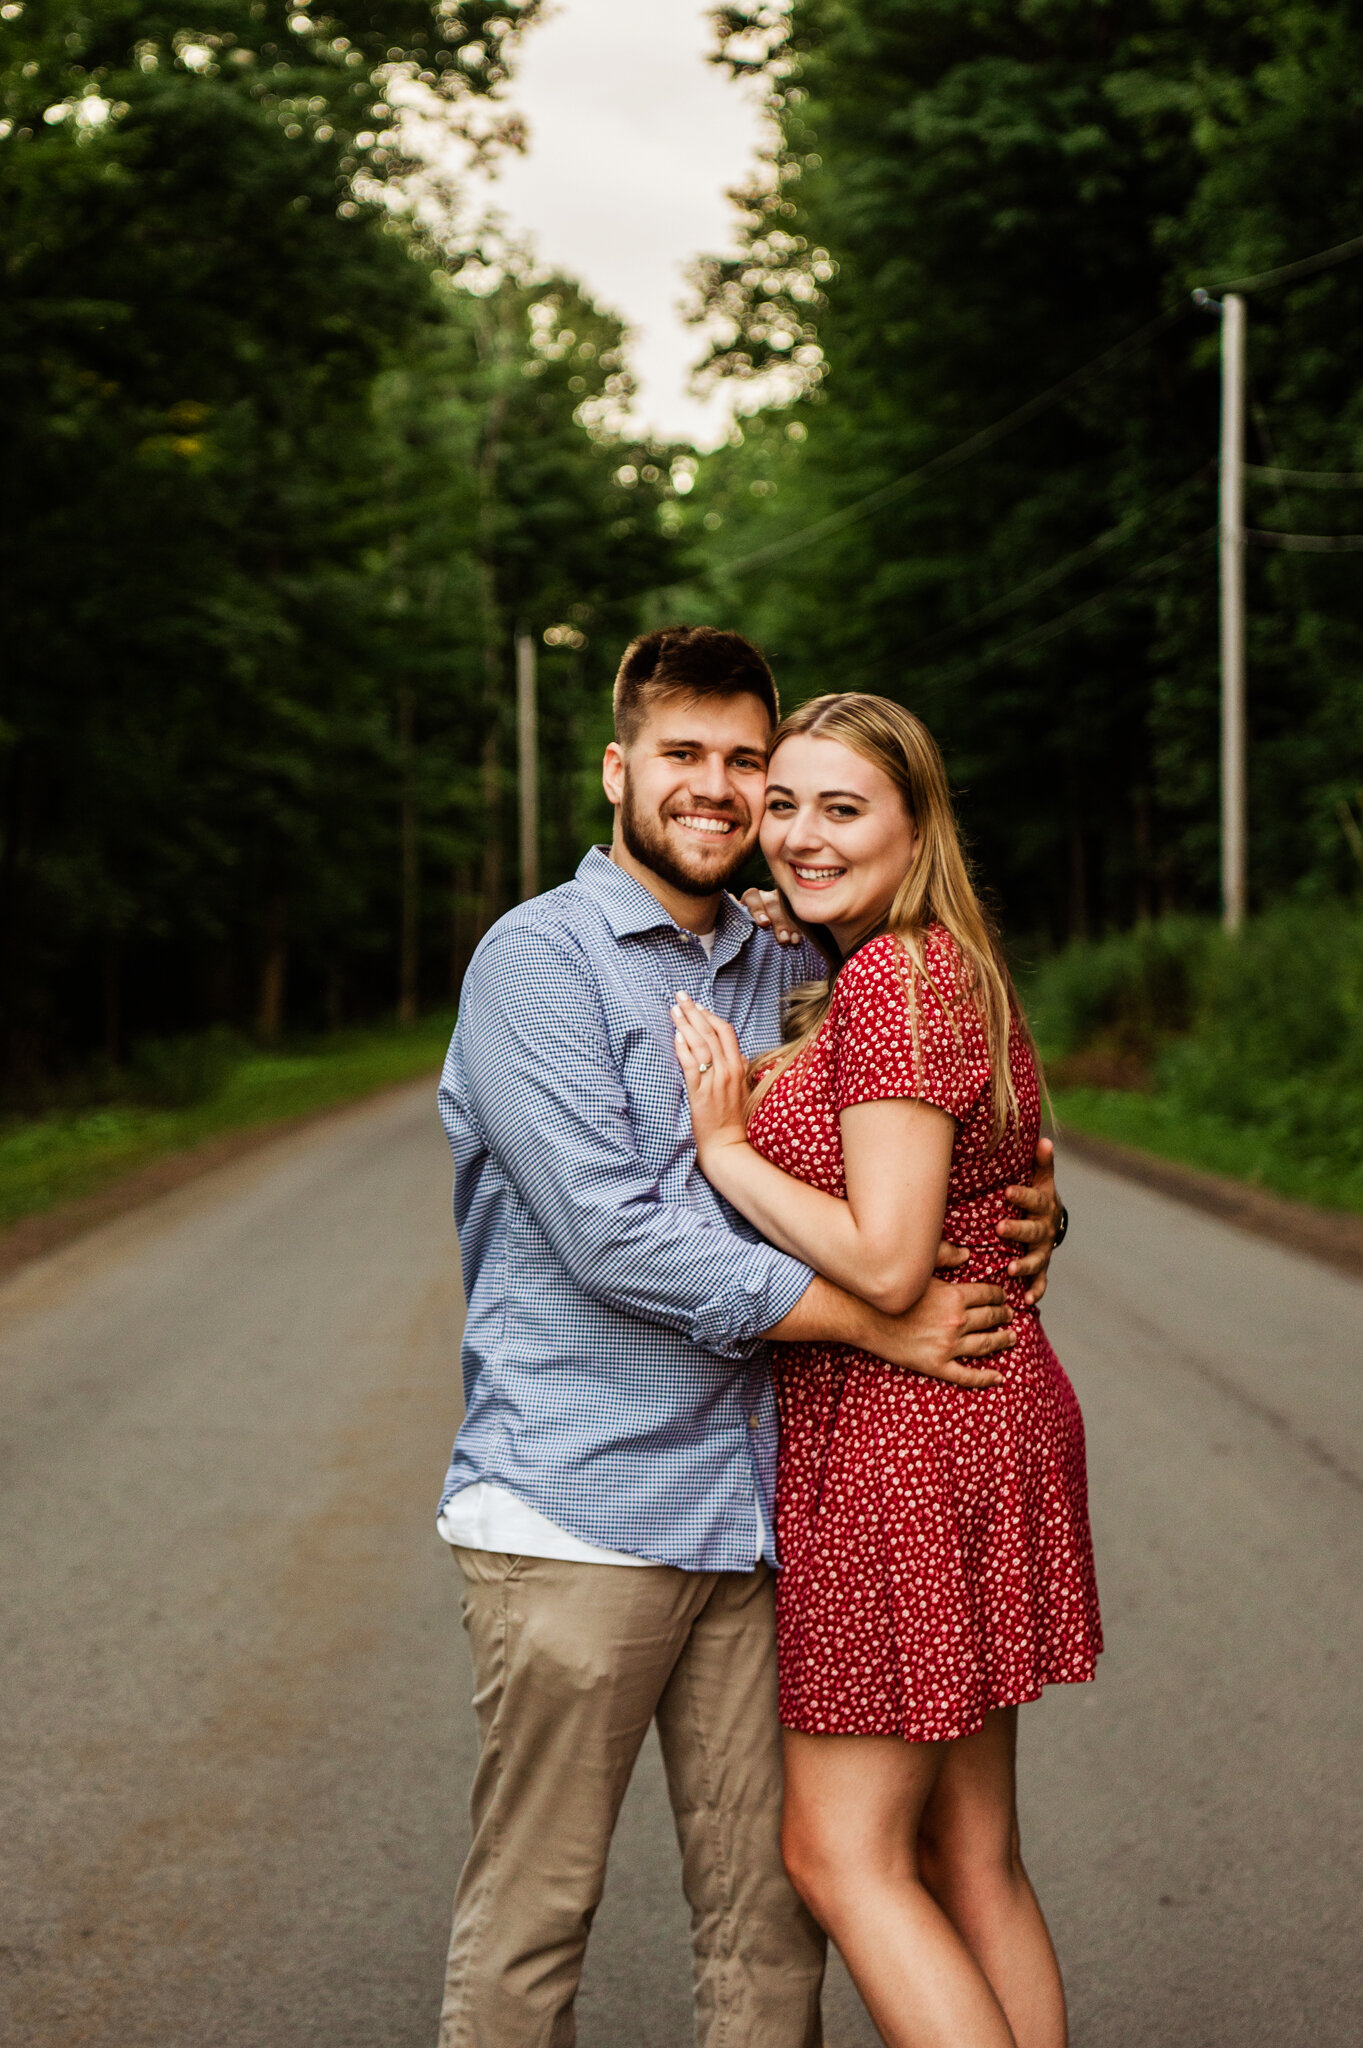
xmin=256 ymin=890 xmax=288 ymax=1041
xmin=397 ymin=683 xmax=419 ymax=1024
xmin=1067 ymin=816 xmax=1089 ymax=943
xmin=450 ymin=861 xmax=477 ymax=1001
xmin=0 ymin=742 xmax=27 ymax=1086
xmin=1132 ymin=788 xmax=1154 ymax=924
xmin=325 ymin=960 xmax=344 ymax=1034
xmin=102 ymin=934 xmax=122 ymax=1066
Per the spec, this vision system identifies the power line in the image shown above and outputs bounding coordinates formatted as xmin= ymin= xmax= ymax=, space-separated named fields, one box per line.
xmin=703 ymin=305 xmax=1192 ymax=580
xmin=1211 ymin=226 xmax=1363 ymax=296
xmin=1247 ymin=528 xmax=1363 ymax=553
xmin=1245 ymin=463 xmax=1363 ymax=488
xmin=635 ymin=223 xmax=1363 ymax=615
xmin=917 ymin=528 xmax=1216 ymax=689
xmin=701 ymin=223 xmax=1363 ymax=587
xmin=901 ymin=467 xmax=1213 ymax=661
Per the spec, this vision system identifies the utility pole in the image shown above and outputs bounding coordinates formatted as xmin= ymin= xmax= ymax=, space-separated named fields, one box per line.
xmin=1197 ymin=287 xmax=1248 ymax=931
xmin=515 ymin=626 xmax=539 ymax=900
xmin=1218 ymin=292 xmax=1247 ymax=932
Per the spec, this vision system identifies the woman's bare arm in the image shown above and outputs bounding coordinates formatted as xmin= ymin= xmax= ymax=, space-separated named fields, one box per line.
xmin=672 ymin=992 xmax=955 ymax=1317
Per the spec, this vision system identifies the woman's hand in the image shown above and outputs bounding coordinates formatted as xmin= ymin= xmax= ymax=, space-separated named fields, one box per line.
xmin=671 ymin=992 xmax=751 ymax=1165
xmin=739 ymin=886 xmax=806 ymax=947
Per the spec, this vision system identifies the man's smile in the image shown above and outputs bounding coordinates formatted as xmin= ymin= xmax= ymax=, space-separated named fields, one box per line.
xmin=671 ymin=812 xmax=740 ymax=839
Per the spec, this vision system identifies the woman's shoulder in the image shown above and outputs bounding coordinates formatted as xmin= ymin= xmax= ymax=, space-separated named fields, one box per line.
xmin=827 ymin=926 xmax=990 ymax=1117
xmin=832 ymin=929 xmax=901 ymax=994
xmin=834 ymin=925 xmax=965 ymax=1003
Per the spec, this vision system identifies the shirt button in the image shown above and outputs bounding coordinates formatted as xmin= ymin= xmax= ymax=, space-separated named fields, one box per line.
xmin=749 ymin=1413 xmax=760 ymax=1429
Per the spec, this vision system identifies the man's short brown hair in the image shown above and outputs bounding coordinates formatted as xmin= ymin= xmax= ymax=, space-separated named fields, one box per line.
xmin=612 ymin=626 xmax=779 ymax=747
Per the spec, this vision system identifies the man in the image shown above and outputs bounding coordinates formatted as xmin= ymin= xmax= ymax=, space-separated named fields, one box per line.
xmin=435 ymin=626 xmax=1062 ymax=2047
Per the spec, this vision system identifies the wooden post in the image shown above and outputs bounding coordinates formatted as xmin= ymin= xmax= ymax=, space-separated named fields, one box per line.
xmin=516 ymin=628 xmax=539 ymax=900
xmin=397 ymin=682 xmax=419 ymax=1024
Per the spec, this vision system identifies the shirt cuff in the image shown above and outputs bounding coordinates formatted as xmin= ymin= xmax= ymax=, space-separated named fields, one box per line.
xmin=689 ymin=1247 xmax=814 ymax=1358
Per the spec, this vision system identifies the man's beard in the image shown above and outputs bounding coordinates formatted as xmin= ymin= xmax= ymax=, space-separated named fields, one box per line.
xmin=619 ymin=773 xmax=752 ymax=898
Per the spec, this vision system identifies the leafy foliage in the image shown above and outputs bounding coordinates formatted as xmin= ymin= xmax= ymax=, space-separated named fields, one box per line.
xmin=686 ymin=1 xmax=1363 ymax=941
xmin=0 ymin=0 xmax=680 ymax=1095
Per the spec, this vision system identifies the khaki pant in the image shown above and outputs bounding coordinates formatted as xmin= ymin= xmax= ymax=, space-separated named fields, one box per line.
xmin=439 ymin=1550 xmax=825 ymax=2048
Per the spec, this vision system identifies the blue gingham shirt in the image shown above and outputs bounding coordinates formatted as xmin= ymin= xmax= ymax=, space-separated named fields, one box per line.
xmin=437 ymin=846 xmax=823 ymax=1572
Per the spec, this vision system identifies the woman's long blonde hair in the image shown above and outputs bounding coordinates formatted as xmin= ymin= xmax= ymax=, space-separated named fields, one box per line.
xmin=755 ymin=693 xmax=1035 ymax=1145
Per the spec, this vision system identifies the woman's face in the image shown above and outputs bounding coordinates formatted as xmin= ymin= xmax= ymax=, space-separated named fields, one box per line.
xmin=760 ymin=732 xmax=918 ymax=950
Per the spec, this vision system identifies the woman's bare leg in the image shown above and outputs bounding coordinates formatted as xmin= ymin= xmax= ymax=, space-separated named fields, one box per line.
xmin=781 ymin=1729 xmax=1016 ymax=2048
xmin=917 ymin=1709 xmax=1066 ymax=2048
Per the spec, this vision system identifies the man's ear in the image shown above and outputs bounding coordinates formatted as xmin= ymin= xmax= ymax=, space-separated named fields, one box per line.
xmin=602 ymin=741 xmax=625 ymax=808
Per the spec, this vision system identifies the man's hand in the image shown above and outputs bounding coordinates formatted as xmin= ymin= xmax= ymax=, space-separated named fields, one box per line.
xmin=766 ymin=1268 xmax=1016 ymax=1389
xmin=862 ymin=1277 xmax=1016 ymax=1389
xmin=997 ymin=1135 xmax=1063 ymax=1307
xmin=740 ymin=886 xmax=806 ymax=947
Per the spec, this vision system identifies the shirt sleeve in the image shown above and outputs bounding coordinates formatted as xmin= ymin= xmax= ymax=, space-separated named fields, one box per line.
xmin=443 ymin=921 xmax=814 ymax=1358
xmin=831 ymin=932 xmax=991 ymax=1123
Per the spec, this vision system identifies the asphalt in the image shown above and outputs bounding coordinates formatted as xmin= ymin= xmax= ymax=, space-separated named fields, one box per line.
xmin=1 ymin=1081 xmax=1359 ymax=2046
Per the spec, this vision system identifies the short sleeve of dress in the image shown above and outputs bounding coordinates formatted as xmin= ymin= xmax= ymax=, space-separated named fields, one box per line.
xmin=831 ymin=930 xmax=991 ymax=1123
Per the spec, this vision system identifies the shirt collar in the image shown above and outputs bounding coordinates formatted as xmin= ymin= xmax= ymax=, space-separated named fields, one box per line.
xmin=575 ymin=845 xmax=756 ymax=956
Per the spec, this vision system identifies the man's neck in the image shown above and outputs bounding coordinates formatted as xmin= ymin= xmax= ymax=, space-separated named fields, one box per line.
xmin=607 ymin=834 xmax=721 ymax=934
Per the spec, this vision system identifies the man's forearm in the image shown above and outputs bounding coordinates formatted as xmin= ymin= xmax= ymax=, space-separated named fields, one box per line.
xmin=762 ymin=1271 xmax=1015 ymax=1384
xmin=762 ymin=1275 xmax=886 ymax=1352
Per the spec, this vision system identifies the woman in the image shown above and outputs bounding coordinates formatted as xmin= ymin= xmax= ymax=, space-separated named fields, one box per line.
xmin=670 ymin=694 xmax=1101 ymax=2048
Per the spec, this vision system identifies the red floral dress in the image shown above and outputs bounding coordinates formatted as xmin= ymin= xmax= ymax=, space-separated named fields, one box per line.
xmin=749 ymin=928 xmax=1102 ymax=1742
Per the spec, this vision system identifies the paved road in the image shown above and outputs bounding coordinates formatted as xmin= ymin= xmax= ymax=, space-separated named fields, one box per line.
xmin=1 ymin=1083 xmax=1359 ymax=2046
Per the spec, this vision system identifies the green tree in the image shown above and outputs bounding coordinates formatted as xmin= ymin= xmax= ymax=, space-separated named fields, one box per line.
xmin=0 ymin=0 xmax=680 ymax=1091
xmin=690 ymin=2 xmax=1363 ymax=942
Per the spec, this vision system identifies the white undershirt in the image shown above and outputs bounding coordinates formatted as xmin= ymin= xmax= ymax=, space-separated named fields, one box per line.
xmin=438 ymin=920 xmax=773 ymax=1568
xmin=437 ymin=1483 xmax=654 ymax=1565
xmin=437 ymin=1481 xmax=768 ymax=1566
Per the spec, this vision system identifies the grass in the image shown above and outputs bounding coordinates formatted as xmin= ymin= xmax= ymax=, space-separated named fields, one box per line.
xmin=1023 ymin=903 xmax=1363 ymax=1216
xmin=0 ymin=1013 xmax=453 ymax=1234
xmin=1049 ymin=1086 xmax=1363 ymax=1213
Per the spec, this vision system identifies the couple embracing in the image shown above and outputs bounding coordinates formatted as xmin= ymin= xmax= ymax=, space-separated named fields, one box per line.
xmin=435 ymin=627 xmax=1102 ymax=2048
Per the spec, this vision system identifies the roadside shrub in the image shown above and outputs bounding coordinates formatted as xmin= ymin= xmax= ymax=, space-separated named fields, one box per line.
xmin=1023 ymin=917 xmax=1211 ymax=1063
xmin=1030 ymin=902 xmax=1363 ymax=1184
xmin=129 ymin=1029 xmax=241 ymax=1109
xmin=1157 ymin=904 xmax=1363 ymax=1163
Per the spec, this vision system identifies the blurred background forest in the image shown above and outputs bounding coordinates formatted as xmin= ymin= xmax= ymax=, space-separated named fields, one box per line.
xmin=3 ymin=1 xmax=1363 ymax=1198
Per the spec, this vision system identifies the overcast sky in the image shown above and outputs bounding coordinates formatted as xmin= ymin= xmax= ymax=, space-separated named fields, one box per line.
xmin=466 ymin=0 xmax=772 ymax=448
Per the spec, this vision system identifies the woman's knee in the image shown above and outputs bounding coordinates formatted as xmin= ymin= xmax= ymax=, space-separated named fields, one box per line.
xmin=918 ymin=1809 xmax=1026 ymax=1907
xmin=780 ymin=1807 xmax=879 ymax=1922
xmin=780 ymin=1811 xmax=833 ymax=1916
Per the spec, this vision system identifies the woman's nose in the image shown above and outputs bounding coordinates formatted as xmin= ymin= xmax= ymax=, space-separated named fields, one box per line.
xmin=784 ymin=809 xmax=826 ymax=854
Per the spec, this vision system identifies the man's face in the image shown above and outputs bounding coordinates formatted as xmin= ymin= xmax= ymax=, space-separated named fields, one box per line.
xmin=603 ymin=691 xmax=771 ymax=897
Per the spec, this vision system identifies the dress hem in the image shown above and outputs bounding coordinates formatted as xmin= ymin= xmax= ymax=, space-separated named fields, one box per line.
xmin=778 ymin=1660 xmax=1100 ymax=1745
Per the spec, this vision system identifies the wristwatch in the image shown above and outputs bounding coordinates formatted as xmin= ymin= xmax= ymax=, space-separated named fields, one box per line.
xmin=1053 ymin=1204 xmax=1069 ymax=1249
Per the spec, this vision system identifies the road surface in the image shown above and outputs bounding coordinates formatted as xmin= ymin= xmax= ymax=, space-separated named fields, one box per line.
xmin=1 ymin=1080 xmax=1359 ymax=2045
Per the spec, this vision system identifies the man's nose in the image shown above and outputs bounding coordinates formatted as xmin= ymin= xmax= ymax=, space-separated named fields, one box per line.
xmin=689 ymin=754 xmax=739 ymax=805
